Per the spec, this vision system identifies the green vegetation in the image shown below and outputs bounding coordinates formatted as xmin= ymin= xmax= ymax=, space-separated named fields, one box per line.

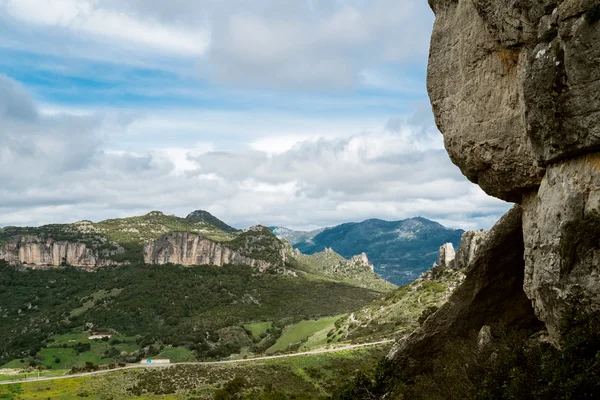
xmin=186 ymin=210 xmax=238 ymax=233
xmin=0 ymin=346 xmax=389 ymax=399
xmin=0 ymin=260 xmax=379 ymax=367
xmin=156 ymin=347 xmax=197 ymax=363
xmin=243 ymin=322 xmax=273 ymax=341
xmin=266 ymin=315 xmax=343 ymax=354
xmin=335 ymin=267 xmax=464 ymax=343
xmin=0 ymin=210 xmax=238 ymax=264
xmin=335 ymin=312 xmax=600 ymax=399
xmin=228 ymin=226 xmax=286 ymax=265
xmin=294 ymin=250 xmax=395 ymax=293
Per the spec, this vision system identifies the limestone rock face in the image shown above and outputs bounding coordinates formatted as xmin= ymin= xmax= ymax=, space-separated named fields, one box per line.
xmin=143 ymin=232 xmax=272 ymax=271
xmin=455 ymin=230 xmax=488 ymax=270
xmin=428 ymin=0 xmax=600 ymax=343
xmin=522 ymin=153 xmax=600 ymax=339
xmin=0 ymin=235 xmax=121 ymax=269
xmin=349 ymin=252 xmax=375 ymax=273
xmin=438 ymin=243 xmax=456 ymax=269
xmin=388 ymin=206 xmax=541 ymax=370
xmin=427 ymin=0 xmax=600 ymax=202
xmin=427 ymin=0 xmax=544 ymax=202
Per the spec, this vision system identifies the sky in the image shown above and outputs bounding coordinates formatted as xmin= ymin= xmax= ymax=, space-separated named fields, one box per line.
xmin=0 ymin=0 xmax=510 ymax=231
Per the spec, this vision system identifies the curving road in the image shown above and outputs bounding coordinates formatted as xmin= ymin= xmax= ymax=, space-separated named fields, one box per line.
xmin=0 ymin=340 xmax=393 ymax=386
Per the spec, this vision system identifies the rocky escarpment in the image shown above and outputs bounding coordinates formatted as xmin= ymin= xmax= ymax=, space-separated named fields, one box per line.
xmin=435 ymin=230 xmax=487 ymax=270
xmin=424 ymin=0 xmax=600 ymax=343
xmin=348 ymin=252 xmax=375 ymax=273
xmin=437 ymin=243 xmax=456 ymax=269
xmin=389 ymin=206 xmax=542 ymax=369
xmin=144 ymin=227 xmax=288 ymax=272
xmin=0 ymin=235 xmax=123 ymax=269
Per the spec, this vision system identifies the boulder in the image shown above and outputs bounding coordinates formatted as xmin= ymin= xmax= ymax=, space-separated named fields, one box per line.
xmin=427 ymin=0 xmax=600 ymax=343
xmin=427 ymin=0 xmax=600 ymax=202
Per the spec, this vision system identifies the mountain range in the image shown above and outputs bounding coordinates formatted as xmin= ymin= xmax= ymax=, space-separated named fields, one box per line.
xmin=272 ymin=217 xmax=465 ymax=286
xmin=0 ymin=209 xmax=473 ymax=398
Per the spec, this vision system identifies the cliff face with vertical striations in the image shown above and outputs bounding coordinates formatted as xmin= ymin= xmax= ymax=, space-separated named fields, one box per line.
xmin=143 ymin=232 xmax=272 ymax=271
xmin=391 ymin=0 xmax=600 ymax=365
xmin=143 ymin=226 xmax=289 ymax=272
xmin=0 ymin=235 xmax=123 ymax=269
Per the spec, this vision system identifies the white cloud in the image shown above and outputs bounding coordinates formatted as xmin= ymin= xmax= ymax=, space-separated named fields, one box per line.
xmin=0 ymin=0 xmax=432 ymax=89
xmin=206 ymin=0 xmax=433 ymax=88
xmin=0 ymin=75 xmax=510 ymax=230
xmin=2 ymin=0 xmax=209 ymax=56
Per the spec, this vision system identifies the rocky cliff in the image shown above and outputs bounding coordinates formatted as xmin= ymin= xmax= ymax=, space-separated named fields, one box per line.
xmin=143 ymin=232 xmax=272 ymax=271
xmin=0 ymin=235 xmax=122 ymax=269
xmin=391 ymin=0 xmax=600 ymax=363
xmin=144 ymin=227 xmax=288 ymax=272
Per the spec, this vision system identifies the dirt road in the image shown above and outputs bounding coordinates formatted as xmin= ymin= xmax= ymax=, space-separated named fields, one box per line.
xmin=0 ymin=340 xmax=393 ymax=386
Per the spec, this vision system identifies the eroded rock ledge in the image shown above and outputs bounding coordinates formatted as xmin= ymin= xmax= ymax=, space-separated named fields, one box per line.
xmin=428 ymin=0 xmax=599 ymax=202
xmin=391 ymin=0 xmax=600 ymax=364
xmin=0 ymin=235 xmax=123 ymax=270
xmin=144 ymin=231 xmax=278 ymax=272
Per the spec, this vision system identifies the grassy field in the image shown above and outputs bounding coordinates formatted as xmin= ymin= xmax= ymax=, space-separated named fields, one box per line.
xmin=0 ymin=369 xmax=68 ymax=382
xmin=266 ymin=315 xmax=344 ymax=354
xmin=2 ymin=332 xmax=140 ymax=370
xmin=243 ymin=322 xmax=273 ymax=340
xmin=155 ymin=347 xmax=196 ymax=363
xmin=0 ymin=346 xmax=390 ymax=399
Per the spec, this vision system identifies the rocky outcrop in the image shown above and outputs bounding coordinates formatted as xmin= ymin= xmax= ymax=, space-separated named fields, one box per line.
xmin=522 ymin=153 xmax=600 ymax=339
xmin=434 ymin=230 xmax=487 ymax=271
xmin=427 ymin=0 xmax=600 ymax=202
xmin=0 ymin=235 xmax=122 ymax=269
xmin=388 ymin=206 xmax=542 ymax=370
xmin=455 ymin=230 xmax=488 ymax=270
xmin=349 ymin=253 xmax=374 ymax=273
xmin=143 ymin=232 xmax=272 ymax=271
xmin=438 ymin=243 xmax=456 ymax=269
xmin=426 ymin=0 xmax=600 ymax=343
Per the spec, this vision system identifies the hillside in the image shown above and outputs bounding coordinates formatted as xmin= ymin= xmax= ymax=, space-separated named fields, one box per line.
xmin=270 ymin=226 xmax=325 ymax=246
xmin=293 ymin=248 xmax=396 ymax=293
xmin=0 ymin=210 xmax=237 ymax=265
xmin=273 ymin=217 xmax=464 ymax=285
xmin=0 ymin=210 xmax=400 ymax=371
xmin=0 ymin=259 xmax=381 ymax=369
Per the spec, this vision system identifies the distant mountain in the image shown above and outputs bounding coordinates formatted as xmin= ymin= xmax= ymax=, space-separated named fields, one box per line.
xmin=272 ymin=217 xmax=465 ymax=286
xmin=186 ymin=210 xmax=238 ymax=233
xmin=270 ymin=226 xmax=326 ymax=246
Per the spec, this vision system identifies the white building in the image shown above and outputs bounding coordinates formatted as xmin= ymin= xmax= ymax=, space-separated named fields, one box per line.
xmin=140 ymin=359 xmax=171 ymax=364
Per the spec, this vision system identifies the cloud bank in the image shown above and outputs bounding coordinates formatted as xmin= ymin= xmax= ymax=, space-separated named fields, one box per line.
xmin=0 ymin=76 xmax=510 ymax=230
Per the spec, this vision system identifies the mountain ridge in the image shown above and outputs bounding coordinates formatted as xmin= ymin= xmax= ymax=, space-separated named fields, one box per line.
xmin=272 ymin=217 xmax=464 ymax=286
